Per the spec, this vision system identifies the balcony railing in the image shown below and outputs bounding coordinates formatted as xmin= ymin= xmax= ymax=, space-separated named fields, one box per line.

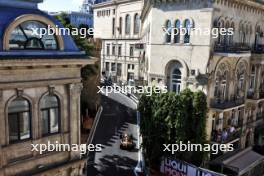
xmin=214 ymin=43 xmax=251 ymax=53
xmin=211 ymin=129 xmax=241 ymax=144
xmin=210 ymin=97 xmax=245 ymax=110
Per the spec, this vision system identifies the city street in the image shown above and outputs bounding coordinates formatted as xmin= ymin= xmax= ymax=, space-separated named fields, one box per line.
xmin=87 ymin=90 xmax=139 ymax=176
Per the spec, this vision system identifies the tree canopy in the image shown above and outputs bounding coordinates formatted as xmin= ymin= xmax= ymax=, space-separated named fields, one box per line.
xmin=138 ymin=89 xmax=208 ymax=167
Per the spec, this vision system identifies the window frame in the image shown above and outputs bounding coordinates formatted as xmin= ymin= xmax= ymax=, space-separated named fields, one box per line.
xmin=8 ymin=98 xmax=32 ymax=144
xmin=125 ymin=14 xmax=131 ymax=35
xmin=40 ymin=95 xmax=61 ymax=136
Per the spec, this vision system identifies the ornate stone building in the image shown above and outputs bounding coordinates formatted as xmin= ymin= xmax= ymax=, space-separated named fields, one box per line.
xmin=140 ymin=0 xmax=264 ymax=175
xmin=0 ymin=0 xmax=95 ymax=175
xmin=94 ymin=0 xmax=264 ymax=174
xmin=94 ymin=0 xmax=142 ymax=85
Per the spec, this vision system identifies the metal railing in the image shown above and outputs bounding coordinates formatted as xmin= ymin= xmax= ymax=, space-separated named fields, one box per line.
xmin=210 ymin=97 xmax=245 ymax=109
xmin=211 ymin=129 xmax=241 ymax=144
xmin=214 ymin=42 xmax=251 ymax=53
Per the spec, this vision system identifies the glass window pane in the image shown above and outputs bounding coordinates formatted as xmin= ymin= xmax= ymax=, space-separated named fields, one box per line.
xmin=9 ymin=114 xmax=19 ymax=142
xmin=9 ymin=27 xmax=27 ymax=49
xmin=50 ymin=108 xmax=59 ymax=133
xmin=19 ymin=112 xmax=30 ymax=140
xmin=8 ymin=98 xmax=29 ymax=113
xmin=41 ymin=110 xmax=49 ymax=135
xmin=9 ymin=21 xmax=58 ymax=50
xmin=41 ymin=95 xmax=59 ymax=109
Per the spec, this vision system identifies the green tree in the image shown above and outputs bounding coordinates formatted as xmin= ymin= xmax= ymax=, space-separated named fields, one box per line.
xmin=56 ymin=13 xmax=100 ymax=112
xmin=138 ymin=89 xmax=208 ymax=167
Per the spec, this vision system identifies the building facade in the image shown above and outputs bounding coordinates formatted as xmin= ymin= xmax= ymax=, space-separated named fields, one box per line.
xmin=0 ymin=0 xmax=95 ymax=175
xmin=93 ymin=0 xmax=264 ymax=174
xmin=93 ymin=0 xmax=142 ymax=85
xmin=140 ymin=0 xmax=264 ymax=175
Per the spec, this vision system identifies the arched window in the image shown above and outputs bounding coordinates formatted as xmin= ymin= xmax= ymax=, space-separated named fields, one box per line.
xmin=183 ymin=19 xmax=191 ymax=43
xmin=9 ymin=21 xmax=58 ymax=50
xmin=220 ymin=71 xmax=228 ymax=101
xmin=225 ymin=21 xmax=230 ymax=45
xmin=229 ymin=22 xmax=235 ymax=45
xmin=119 ymin=17 xmax=122 ymax=35
xmin=214 ymin=71 xmax=221 ymax=97
xmin=165 ymin=20 xmax=172 ymax=43
xmin=255 ymin=26 xmax=261 ymax=49
xmin=218 ymin=20 xmax=225 ymax=45
xmin=125 ymin=14 xmax=131 ymax=35
xmin=174 ymin=20 xmax=181 ymax=43
xmin=8 ymin=98 xmax=31 ymax=143
xmin=40 ymin=95 xmax=60 ymax=136
xmin=236 ymin=64 xmax=246 ymax=98
xmin=240 ymin=23 xmax=246 ymax=44
xmin=250 ymin=65 xmax=256 ymax=90
xmin=134 ymin=14 xmax=140 ymax=34
xmin=214 ymin=64 xmax=228 ymax=102
xmin=171 ymin=68 xmax=182 ymax=93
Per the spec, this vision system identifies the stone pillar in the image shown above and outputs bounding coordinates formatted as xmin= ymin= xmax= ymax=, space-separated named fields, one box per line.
xmin=68 ymin=83 xmax=83 ymax=159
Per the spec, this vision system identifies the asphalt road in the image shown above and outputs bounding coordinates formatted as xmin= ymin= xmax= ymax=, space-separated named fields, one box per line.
xmin=87 ymin=90 xmax=139 ymax=176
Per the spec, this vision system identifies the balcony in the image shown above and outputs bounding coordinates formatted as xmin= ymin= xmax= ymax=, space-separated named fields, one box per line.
xmin=210 ymin=97 xmax=245 ymax=110
xmin=211 ymin=129 xmax=241 ymax=144
xmin=214 ymin=43 xmax=251 ymax=54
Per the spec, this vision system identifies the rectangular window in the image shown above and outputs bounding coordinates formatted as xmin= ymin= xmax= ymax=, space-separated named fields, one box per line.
xmin=41 ymin=107 xmax=59 ymax=136
xmin=106 ymin=44 xmax=110 ymax=56
xmin=106 ymin=62 xmax=110 ymax=71
xmin=112 ymin=18 xmax=115 ymax=35
xmin=250 ymin=66 xmax=256 ymax=89
xmin=128 ymin=64 xmax=131 ymax=69
xmin=129 ymin=45 xmax=134 ymax=57
xmin=9 ymin=112 xmax=31 ymax=143
xmin=112 ymin=45 xmax=116 ymax=55
xmin=132 ymin=64 xmax=135 ymax=70
xmin=111 ymin=63 xmax=116 ymax=72
xmin=118 ymin=44 xmax=122 ymax=56
xmin=117 ymin=63 xmax=122 ymax=76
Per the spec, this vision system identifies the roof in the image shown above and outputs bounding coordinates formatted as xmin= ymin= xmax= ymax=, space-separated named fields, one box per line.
xmin=0 ymin=5 xmax=85 ymax=58
xmin=223 ymin=148 xmax=264 ymax=175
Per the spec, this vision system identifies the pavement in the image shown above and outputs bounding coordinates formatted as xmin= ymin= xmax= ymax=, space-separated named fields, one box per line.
xmin=86 ymin=89 xmax=139 ymax=176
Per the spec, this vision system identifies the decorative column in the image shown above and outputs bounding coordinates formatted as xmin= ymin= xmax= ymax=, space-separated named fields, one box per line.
xmin=68 ymin=83 xmax=83 ymax=159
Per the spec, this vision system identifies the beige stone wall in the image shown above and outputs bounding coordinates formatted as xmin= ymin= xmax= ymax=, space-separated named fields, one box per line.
xmin=0 ymin=59 xmax=91 ymax=176
xmin=141 ymin=0 xmax=264 ymax=150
